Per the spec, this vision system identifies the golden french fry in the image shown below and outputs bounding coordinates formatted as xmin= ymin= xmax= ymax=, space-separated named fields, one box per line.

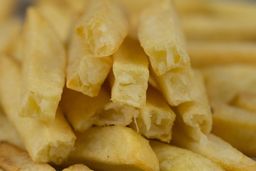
xmin=20 ymin=8 xmax=66 ymax=121
xmin=202 ymin=65 xmax=256 ymax=104
xmin=63 ymin=164 xmax=93 ymax=171
xmin=231 ymin=92 xmax=256 ymax=113
xmin=173 ymin=0 xmax=209 ymax=15
xmin=131 ymin=87 xmax=176 ymax=143
xmin=95 ymin=101 xmax=138 ymax=127
xmin=176 ymin=70 xmax=212 ymax=140
xmin=188 ymin=42 xmax=256 ymax=67
xmin=0 ymin=18 xmax=21 ymax=54
xmin=151 ymin=141 xmax=224 ymax=171
xmin=212 ymin=104 xmax=256 ymax=156
xmin=173 ymin=132 xmax=256 ymax=171
xmin=111 ymin=38 xmax=149 ymax=108
xmin=75 ymin=0 xmax=128 ymax=57
xmin=138 ymin=0 xmax=190 ymax=76
xmin=0 ymin=55 xmax=76 ymax=164
xmin=0 ymin=111 xmax=23 ymax=149
xmin=68 ymin=126 xmax=159 ymax=171
xmin=0 ymin=0 xmax=16 ymax=23
xmin=182 ymin=15 xmax=256 ymax=41
xmin=67 ymin=32 xmax=112 ymax=97
xmin=0 ymin=142 xmax=55 ymax=171
xmin=61 ymin=88 xmax=109 ymax=132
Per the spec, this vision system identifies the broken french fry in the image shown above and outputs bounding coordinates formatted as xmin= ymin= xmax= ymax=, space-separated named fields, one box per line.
xmin=75 ymin=0 xmax=128 ymax=57
xmin=20 ymin=8 xmax=66 ymax=121
xmin=131 ymin=87 xmax=176 ymax=143
xmin=111 ymin=38 xmax=149 ymax=108
xmin=138 ymin=0 xmax=190 ymax=76
xmin=68 ymin=126 xmax=159 ymax=171
xmin=151 ymin=141 xmax=224 ymax=171
xmin=0 ymin=55 xmax=76 ymax=164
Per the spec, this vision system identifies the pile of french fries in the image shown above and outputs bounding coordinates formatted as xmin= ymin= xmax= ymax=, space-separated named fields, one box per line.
xmin=0 ymin=0 xmax=256 ymax=170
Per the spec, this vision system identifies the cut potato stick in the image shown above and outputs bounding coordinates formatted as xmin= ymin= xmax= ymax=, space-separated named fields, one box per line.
xmin=176 ymin=70 xmax=212 ymax=140
xmin=0 ymin=0 xmax=16 ymax=23
xmin=151 ymin=141 xmax=224 ymax=171
xmin=231 ymin=92 xmax=256 ymax=113
xmin=202 ymin=65 xmax=256 ymax=104
xmin=212 ymin=104 xmax=256 ymax=156
xmin=182 ymin=16 xmax=256 ymax=41
xmin=173 ymin=0 xmax=209 ymax=15
xmin=0 ymin=142 xmax=55 ymax=171
xmin=68 ymin=126 xmax=159 ymax=171
xmin=188 ymin=42 xmax=256 ymax=67
xmin=173 ymin=133 xmax=256 ymax=171
xmin=63 ymin=164 xmax=93 ymax=171
xmin=0 ymin=111 xmax=23 ymax=149
xmin=131 ymin=87 xmax=176 ymax=143
xmin=20 ymin=8 xmax=66 ymax=121
xmin=138 ymin=0 xmax=190 ymax=76
xmin=0 ymin=55 xmax=76 ymax=164
xmin=75 ymin=0 xmax=128 ymax=57
xmin=67 ymin=32 xmax=112 ymax=97
xmin=111 ymin=38 xmax=149 ymax=108
xmin=61 ymin=88 xmax=109 ymax=132
xmin=0 ymin=18 xmax=21 ymax=54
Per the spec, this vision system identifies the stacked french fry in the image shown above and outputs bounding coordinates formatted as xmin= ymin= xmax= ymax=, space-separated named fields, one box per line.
xmin=0 ymin=0 xmax=256 ymax=170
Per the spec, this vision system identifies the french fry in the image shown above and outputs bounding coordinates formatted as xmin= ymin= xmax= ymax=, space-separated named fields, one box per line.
xmin=68 ymin=126 xmax=159 ymax=171
xmin=173 ymin=0 xmax=209 ymax=15
xmin=0 ymin=111 xmax=23 ymax=149
xmin=131 ymin=87 xmax=176 ymax=143
xmin=63 ymin=164 xmax=93 ymax=171
xmin=231 ymin=92 xmax=256 ymax=113
xmin=202 ymin=65 xmax=256 ymax=104
xmin=138 ymin=0 xmax=190 ymax=76
xmin=176 ymin=70 xmax=212 ymax=140
xmin=61 ymin=88 xmax=109 ymax=132
xmin=212 ymin=104 xmax=256 ymax=156
xmin=0 ymin=18 xmax=21 ymax=55
xmin=75 ymin=0 xmax=128 ymax=57
xmin=67 ymin=32 xmax=112 ymax=97
xmin=0 ymin=142 xmax=55 ymax=171
xmin=182 ymin=16 xmax=256 ymax=41
xmin=150 ymin=141 xmax=224 ymax=171
xmin=20 ymin=8 xmax=66 ymax=121
xmin=0 ymin=55 xmax=76 ymax=164
xmin=111 ymin=38 xmax=149 ymax=108
xmin=173 ymin=133 xmax=256 ymax=171
xmin=188 ymin=42 xmax=256 ymax=67
xmin=0 ymin=0 xmax=16 ymax=23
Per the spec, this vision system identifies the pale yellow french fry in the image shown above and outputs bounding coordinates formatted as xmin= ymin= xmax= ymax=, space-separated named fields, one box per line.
xmin=231 ymin=92 xmax=256 ymax=113
xmin=95 ymin=101 xmax=139 ymax=127
xmin=153 ymin=67 xmax=192 ymax=106
xmin=111 ymin=38 xmax=149 ymax=108
xmin=176 ymin=70 xmax=212 ymax=140
xmin=131 ymin=87 xmax=176 ymax=143
xmin=182 ymin=16 xmax=256 ymax=41
xmin=67 ymin=32 xmax=112 ymax=97
xmin=212 ymin=104 xmax=256 ymax=156
xmin=151 ymin=141 xmax=224 ymax=171
xmin=202 ymin=65 xmax=256 ymax=104
xmin=0 ymin=18 xmax=21 ymax=54
xmin=61 ymin=88 xmax=109 ymax=132
xmin=20 ymin=8 xmax=66 ymax=121
xmin=188 ymin=42 xmax=256 ymax=67
xmin=63 ymin=164 xmax=93 ymax=171
xmin=0 ymin=55 xmax=76 ymax=164
xmin=0 ymin=142 xmax=55 ymax=171
xmin=0 ymin=0 xmax=16 ymax=23
xmin=75 ymin=0 xmax=128 ymax=57
xmin=68 ymin=126 xmax=159 ymax=171
xmin=0 ymin=111 xmax=23 ymax=149
xmin=36 ymin=1 xmax=75 ymax=42
xmin=138 ymin=0 xmax=190 ymax=76
xmin=173 ymin=133 xmax=256 ymax=171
